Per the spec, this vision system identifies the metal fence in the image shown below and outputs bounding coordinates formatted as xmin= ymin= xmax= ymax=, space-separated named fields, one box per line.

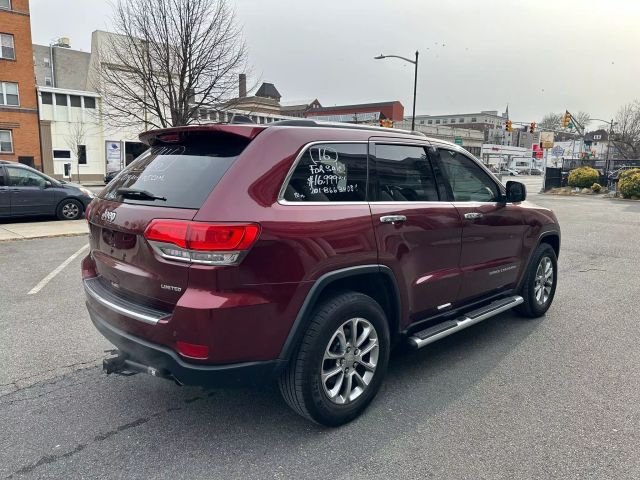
xmin=561 ymin=158 xmax=640 ymax=172
xmin=556 ymin=159 xmax=640 ymax=191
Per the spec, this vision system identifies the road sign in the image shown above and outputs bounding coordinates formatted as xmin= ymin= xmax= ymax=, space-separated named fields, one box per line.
xmin=454 ymin=137 xmax=463 ymax=146
xmin=540 ymin=132 xmax=554 ymax=149
xmin=551 ymin=145 xmax=564 ymax=157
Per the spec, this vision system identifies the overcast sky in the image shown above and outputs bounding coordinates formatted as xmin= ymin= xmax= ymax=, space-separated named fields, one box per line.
xmin=30 ymin=0 xmax=640 ymax=125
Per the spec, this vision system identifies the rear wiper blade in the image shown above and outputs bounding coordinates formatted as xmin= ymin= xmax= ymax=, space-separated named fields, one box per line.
xmin=116 ymin=188 xmax=167 ymax=201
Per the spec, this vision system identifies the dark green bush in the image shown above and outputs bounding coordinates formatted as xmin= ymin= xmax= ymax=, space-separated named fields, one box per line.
xmin=568 ymin=167 xmax=599 ymax=188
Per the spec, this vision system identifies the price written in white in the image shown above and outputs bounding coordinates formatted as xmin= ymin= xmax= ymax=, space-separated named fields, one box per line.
xmin=306 ymin=160 xmax=358 ymax=196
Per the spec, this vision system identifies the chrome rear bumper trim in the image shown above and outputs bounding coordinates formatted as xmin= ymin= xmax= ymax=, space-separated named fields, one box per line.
xmin=83 ymin=277 xmax=169 ymax=325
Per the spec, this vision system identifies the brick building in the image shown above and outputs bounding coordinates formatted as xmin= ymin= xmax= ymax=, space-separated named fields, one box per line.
xmin=306 ymin=101 xmax=404 ymax=123
xmin=0 ymin=0 xmax=41 ymax=169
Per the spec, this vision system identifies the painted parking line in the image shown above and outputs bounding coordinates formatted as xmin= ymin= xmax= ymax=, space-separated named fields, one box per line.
xmin=27 ymin=244 xmax=90 ymax=295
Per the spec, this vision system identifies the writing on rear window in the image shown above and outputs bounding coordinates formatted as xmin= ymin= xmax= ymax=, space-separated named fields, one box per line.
xmin=284 ymin=143 xmax=367 ymax=202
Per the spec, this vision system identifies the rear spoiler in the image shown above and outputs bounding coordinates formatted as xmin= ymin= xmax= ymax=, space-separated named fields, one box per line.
xmin=139 ymin=124 xmax=267 ymax=146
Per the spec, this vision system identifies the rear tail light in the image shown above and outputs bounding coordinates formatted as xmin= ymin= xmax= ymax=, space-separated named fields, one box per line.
xmin=144 ymin=219 xmax=260 ymax=265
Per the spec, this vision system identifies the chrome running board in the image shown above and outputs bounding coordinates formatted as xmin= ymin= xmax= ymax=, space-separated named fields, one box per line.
xmin=408 ymin=295 xmax=524 ymax=349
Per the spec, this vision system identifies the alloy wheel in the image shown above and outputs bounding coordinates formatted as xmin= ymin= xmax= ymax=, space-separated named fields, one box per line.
xmin=321 ymin=317 xmax=379 ymax=405
xmin=534 ymin=256 xmax=554 ymax=305
xmin=62 ymin=202 xmax=80 ymax=219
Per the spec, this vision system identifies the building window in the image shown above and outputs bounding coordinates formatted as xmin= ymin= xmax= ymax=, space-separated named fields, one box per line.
xmin=435 ymin=119 xmax=440 ymax=124
xmin=44 ymin=57 xmax=50 ymax=66
xmin=83 ymin=97 xmax=96 ymax=109
xmin=41 ymin=91 xmax=53 ymax=104
xmin=55 ymin=93 xmax=67 ymax=106
xmin=427 ymin=120 xmax=433 ymax=124
xmin=0 ymin=81 xmax=19 ymax=106
xmin=53 ymin=150 xmax=71 ymax=160
xmin=78 ymin=145 xmax=87 ymax=164
xmin=471 ymin=117 xmax=477 ymax=122
xmin=44 ymin=77 xmax=52 ymax=86
xmin=0 ymin=130 xmax=13 ymax=153
xmin=419 ymin=120 xmax=424 ymax=125
xmin=0 ymin=0 xmax=11 ymax=11
xmin=70 ymin=95 xmax=81 ymax=107
xmin=0 ymin=33 xmax=15 ymax=60
xmin=459 ymin=118 xmax=464 ymax=123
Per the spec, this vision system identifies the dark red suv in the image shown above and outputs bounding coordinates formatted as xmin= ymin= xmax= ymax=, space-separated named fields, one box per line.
xmin=82 ymin=121 xmax=560 ymax=426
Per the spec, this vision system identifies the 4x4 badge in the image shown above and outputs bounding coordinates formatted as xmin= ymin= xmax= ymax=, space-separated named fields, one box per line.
xmin=101 ymin=210 xmax=117 ymax=223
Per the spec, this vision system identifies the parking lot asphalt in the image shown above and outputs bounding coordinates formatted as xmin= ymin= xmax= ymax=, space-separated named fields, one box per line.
xmin=1 ymin=191 xmax=639 ymax=479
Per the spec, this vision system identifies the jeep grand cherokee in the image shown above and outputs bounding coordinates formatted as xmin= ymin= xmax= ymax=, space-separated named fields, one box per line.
xmin=82 ymin=120 xmax=560 ymax=426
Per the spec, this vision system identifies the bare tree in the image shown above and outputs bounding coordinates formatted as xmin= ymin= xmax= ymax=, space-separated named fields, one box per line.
xmin=611 ymin=100 xmax=640 ymax=159
xmin=539 ymin=112 xmax=562 ymax=130
xmin=539 ymin=111 xmax=590 ymax=132
xmin=95 ymin=0 xmax=247 ymax=129
xmin=573 ymin=111 xmax=591 ymax=130
xmin=65 ymin=121 xmax=87 ymax=183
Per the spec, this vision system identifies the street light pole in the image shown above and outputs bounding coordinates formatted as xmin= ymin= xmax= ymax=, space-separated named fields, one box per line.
xmin=412 ymin=50 xmax=418 ymax=131
xmin=374 ymin=51 xmax=419 ymax=131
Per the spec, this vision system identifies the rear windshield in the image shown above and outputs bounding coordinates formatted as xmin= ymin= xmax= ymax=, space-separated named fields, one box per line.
xmin=100 ymin=137 xmax=247 ymax=209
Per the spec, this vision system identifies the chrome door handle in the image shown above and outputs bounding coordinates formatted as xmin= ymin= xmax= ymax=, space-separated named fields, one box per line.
xmin=380 ymin=215 xmax=407 ymax=224
xmin=464 ymin=212 xmax=483 ymax=220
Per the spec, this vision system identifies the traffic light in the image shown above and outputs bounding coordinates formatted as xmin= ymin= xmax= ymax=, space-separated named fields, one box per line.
xmin=505 ymin=120 xmax=513 ymax=132
xmin=529 ymin=122 xmax=536 ymax=133
xmin=562 ymin=111 xmax=571 ymax=128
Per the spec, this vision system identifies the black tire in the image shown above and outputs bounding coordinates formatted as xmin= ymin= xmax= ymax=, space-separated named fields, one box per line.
xmin=56 ymin=198 xmax=83 ymax=220
xmin=515 ymin=243 xmax=558 ymax=318
xmin=278 ymin=292 xmax=390 ymax=427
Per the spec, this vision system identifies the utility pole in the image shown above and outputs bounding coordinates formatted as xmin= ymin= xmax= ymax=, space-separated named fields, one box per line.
xmin=604 ymin=118 xmax=614 ymax=177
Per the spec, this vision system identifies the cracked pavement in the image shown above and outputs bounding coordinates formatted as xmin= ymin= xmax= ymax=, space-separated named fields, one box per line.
xmin=1 ymin=194 xmax=640 ymax=479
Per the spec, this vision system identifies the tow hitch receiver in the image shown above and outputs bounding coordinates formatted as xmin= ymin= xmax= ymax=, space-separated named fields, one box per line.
xmin=103 ymin=349 xmax=177 ymax=383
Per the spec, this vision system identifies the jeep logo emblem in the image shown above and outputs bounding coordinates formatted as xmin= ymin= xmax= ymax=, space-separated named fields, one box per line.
xmin=101 ymin=210 xmax=117 ymax=223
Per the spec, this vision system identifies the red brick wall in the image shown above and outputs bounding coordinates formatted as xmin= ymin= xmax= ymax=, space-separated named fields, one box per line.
xmin=306 ymin=102 xmax=405 ymax=122
xmin=0 ymin=0 xmax=41 ymax=168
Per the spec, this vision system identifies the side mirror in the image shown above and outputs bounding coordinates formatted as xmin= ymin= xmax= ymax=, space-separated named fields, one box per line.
xmin=505 ymin=181 xmax=526 ymax=203
xmin=43 ymin=180 xmax=52 ymax=189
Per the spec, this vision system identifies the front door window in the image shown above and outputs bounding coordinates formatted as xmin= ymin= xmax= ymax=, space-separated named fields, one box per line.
xmin=437 ymin=149 xmax=499 ymax=202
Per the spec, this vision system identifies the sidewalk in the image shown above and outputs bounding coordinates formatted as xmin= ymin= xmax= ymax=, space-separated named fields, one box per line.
xmin=0 ymin=220 xmax=88 ymax=241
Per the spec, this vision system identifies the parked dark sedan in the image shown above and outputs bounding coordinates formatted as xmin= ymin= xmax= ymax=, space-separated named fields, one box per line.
xmin=0 ymin=161 xmax=94 ymax=220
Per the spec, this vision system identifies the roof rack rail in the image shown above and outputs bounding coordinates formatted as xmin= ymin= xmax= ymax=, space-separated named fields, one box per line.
xmin=270 ymin=119 xmax=426 ymax=137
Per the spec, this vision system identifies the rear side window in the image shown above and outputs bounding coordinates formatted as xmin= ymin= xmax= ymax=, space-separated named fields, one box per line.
xmin=100 ymin=137 xmax=248 ymax=209
xmin=373 ymin=144 xmax=439 ymax=201
xmin=283 ymin=143 xmax=367 ymax=202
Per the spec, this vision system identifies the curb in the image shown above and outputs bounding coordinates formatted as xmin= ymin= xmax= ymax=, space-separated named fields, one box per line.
xmin=0 ymin=231 xmax=88 ymax=242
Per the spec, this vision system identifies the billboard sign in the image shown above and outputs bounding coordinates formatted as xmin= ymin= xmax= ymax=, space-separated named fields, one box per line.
xmin=540 ymin=132 xmax=554 ymax=149
xmin=105 ymin=141 xmax=122 ymax=173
